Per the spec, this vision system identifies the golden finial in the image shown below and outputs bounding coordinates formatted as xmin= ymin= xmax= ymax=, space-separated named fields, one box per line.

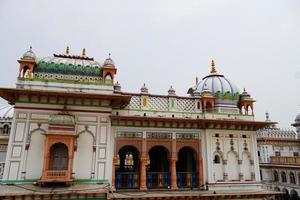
xmin=82 ymin=48 xmax=86 ymax=56
xmin=66 ymin=46 xmax=70 ymax=54
xmin=210 ymin=59 xmax=217 ymax=73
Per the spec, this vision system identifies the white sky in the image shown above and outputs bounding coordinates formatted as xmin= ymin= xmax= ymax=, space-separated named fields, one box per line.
xmin=0 ymin=0 xmax=299 ymax=128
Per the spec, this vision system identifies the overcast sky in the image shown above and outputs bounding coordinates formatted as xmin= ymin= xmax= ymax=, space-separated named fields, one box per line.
xmin=0 ymin=0 xmax=299 ymax=128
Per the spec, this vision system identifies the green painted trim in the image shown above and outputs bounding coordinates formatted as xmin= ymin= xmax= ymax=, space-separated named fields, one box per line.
xmin=73 ymin=179 xmax=109 ymax=184
xmin=16 ymin=101 xmax=112 ymax=109
xmin=112 ymin=124 xmax=254 ymax=131
xmin=18 ymin=77 xmax=113 ymax=86
xmin=0 ymin=179 xmax=36 ymax=183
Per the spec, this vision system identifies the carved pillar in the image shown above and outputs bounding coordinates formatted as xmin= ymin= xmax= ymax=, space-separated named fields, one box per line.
xmin=198 ymin=157 xmax=204 ymax=188
xmin=139 ymin=156 xmax=147 ymax=191
xmin=170 ymin=157 xmax=178 ymax=190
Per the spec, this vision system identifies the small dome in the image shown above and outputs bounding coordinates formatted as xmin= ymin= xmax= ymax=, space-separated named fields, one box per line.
xmin=21 ymin=46 xmax=36 ymax=61
xmin=103 ymin=54 xmax=115 ymax=67
xmin=201 ymin=84 xmax=213 ymax=97
xmin=140 ymin=83 xmax=149 ymax=94
xmin=0 ymin=104 xmax=14 ymax=119
xmin=114 ymin=81 xmax=122 ymax=92
xmin=168 ymin=86 xmax=176 ymax=96
xmin=197 ymin=60 xmax=239 ymax=99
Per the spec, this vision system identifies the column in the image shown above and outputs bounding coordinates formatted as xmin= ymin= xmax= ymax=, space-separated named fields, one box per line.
xmin=198 ymin=157 xmax=204 ymax=189
xmin=170 ymin=157 xmax=178 ymax=190
xmin=139 ymin=156 xmax=147 ymax=191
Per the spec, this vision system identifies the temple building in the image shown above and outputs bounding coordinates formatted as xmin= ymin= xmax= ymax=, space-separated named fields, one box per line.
xmin=0 ymin=47 xmax=277 ymax=199
xmin=257 ymin=113 xmax=300 ymax=200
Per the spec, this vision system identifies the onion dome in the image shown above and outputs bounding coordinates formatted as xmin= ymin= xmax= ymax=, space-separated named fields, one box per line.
xmin=168 ymin=86 xmax=176 ymax=96
xmin=21 ymin=46 xmax=36 ymax=61
xmin=103 ymin=53 xmax=115 ymax=67
xmin=240 ymin=88 xmax=253 ymax=100
xmin=140 ymin=83 xmax=149 ymax=94
xmin=197 ymin=60 xmax=239 ymax=99
xmin=0 ymin=104 xmax=14 ymax=119
xmin=193 ymin=88 xmax=201 ymax=97
xmin=114 ymin=81 xmax=122 ymax=92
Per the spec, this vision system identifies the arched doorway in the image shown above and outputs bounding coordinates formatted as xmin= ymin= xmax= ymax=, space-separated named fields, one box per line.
xmin=282 ymin=188 xmax=290 ymax=200
xmin=274 ymin=187 xmax=281 ymax=200
xmin=291 ymin=190 xmax=300 ymax=200
xmin=49 ymin=143 xmax=68 ymax=170
xmin=147 ymin=146 xmax=170 ymax=189
xmin=115 ymin=146 xmax=140 ymax=189
xmin=176 ymin=147 xmax=198 ymax=188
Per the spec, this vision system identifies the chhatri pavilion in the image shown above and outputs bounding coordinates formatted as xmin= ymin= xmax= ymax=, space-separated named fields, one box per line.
xmin=0 ymin=47 xmax=277 ymax=199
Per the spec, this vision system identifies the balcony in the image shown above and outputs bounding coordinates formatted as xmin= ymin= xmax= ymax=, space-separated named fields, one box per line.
xmin=40 ymin=170 xmax=71 ymax=184
xmin=270 ymin=156 xmax=300 ymax=165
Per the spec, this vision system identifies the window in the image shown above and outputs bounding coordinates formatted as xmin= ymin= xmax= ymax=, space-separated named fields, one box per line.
xmin=242 ymin=135 xmax=246 ymax=138
xmin=293 ymin=152 xmax=299 ymax=157
xmin=215 ymin=134 xmax=219 ymax=138
xmin=274 ymin=171 xmax=279 ymax=182
xmin=197 ymin=101 xmax=201 ymax=109
xmin=281 ymin=171 xmax=287 ymax=183
xmin=229 ymin=134 xmax=233 ymax=138
xmin=213 ymin=155 xmax=221 ymax=164
xmin=257 ymin=151 xmax=260 ymax=157
xmin=275 ymin=151 xmax=281 ymax=156
xmin=2 ymin=125 xmax=9 ymax=135
xmin=290 ymin=172 xmax=296 ymax=184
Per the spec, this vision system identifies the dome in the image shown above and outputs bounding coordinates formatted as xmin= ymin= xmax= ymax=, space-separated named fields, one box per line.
xmin=0 ymin=104 xmax=14 ymax=119
xmin=197 ymin=60 xmax=240 ymax=98
xmin=22 ymin=46 xmax=36 ymax=61
xmin=103 ymin=57 xmax=115 ymax=67
xmin=35 ymin=48 xmax=103 ymax=77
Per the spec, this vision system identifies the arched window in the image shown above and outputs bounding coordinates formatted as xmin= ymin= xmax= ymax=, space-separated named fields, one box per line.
xmin=197 ymin=101 xmax=201 ymax=110
xmin=105 ymin=74 xmax=112 ymax=80
xmin=214 ymin=155 xmax=221 ymax=164
xmin=2 ymin=125 xmax=9 ymax=134
xmin=49 ymin=143 xmax=68 ymax=170
xmin=281 ymin=171 xmax=287 ymax=183
xmin=290 ymin=172 xmax=296 ymax=184
xmin=274 ymin=171 xmax=279 ymax=182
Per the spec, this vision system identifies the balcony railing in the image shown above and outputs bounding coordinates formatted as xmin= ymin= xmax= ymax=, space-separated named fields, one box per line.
xmin=115 ymin=172 xmax=139 ymax=189
xmin=177 ymin=172 xmax=198 ymax=188
xmin=270 ymin=156 xmax=300 ymax=165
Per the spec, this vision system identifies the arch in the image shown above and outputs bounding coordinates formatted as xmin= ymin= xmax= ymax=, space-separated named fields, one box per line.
xmin=105 ymin=73 xmax=112 ymax=80
xmin=226 ymin=150 xmax=239 ymax=160
xmin=148 ymin=146 xmax=170 ymax=172
xmin=22 ymin=65 xmax=30 ymax=77
xmin=213 ymin=152 xmax=224 ymax=182
xmin=281 ymin=171 xmax=287 ymax=183
xmin=27 ymin=125 xmax=46 ymax=144
xmin=241 ymin=152 xmax=251 ymax=181
xmin=206 ymin=102 xmax=213 ymax=113
xmin=273 ymin=171 xmax=279 ymax=182
xmin=76 ymin=127 xmax=96 ymax=146
xmin=117 ymin=145 xmax=140 ymax=172
xmin=274 ymin=187 xmax=281 ymax=200
xmin=74 ymin=131 xmax=94 ymax=179
xmin=290 ymin=172 xmax=296 ymax=184
xmin=227 ymin=151 xmax=239 ymax=181
xmin=25 ymin=129 xmax=45 ymax=179
xmin=49 ymin=143 xmax=69 ymax=170
xmin=2 ymin=124 xmax=9 ymax=134
xmin=177 ymin=147 xmax=197 ymax=172
xmin=290 ymin=189 xmax=299 ymax=200
xmin=282 ymin=188 xmax=290 ymax=200
xmin=213 ymin=150 xmax=224 ymax=160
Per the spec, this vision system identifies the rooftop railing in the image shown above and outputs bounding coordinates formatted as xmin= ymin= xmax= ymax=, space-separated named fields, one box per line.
xmin=270 ymin=156 xmax=300 ymax=165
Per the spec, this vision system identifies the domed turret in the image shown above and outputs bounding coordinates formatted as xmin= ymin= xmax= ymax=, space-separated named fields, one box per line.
xmin=114 ymin=81 xmax=122 ymax=92
xmin=21 ymin=46 xmax=36 ymax=61
xmin=168 ymin=86 xmax=176 ymax=96
xmin=102 ymin=53 xmax=117 ymax=81
xmin=140 ymin=83 xmax=149 ymax=94
xmin=103 ymin=53 xmax=115 ymax=67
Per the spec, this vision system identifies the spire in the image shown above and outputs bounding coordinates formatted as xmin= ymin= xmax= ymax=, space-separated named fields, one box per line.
xmin=168 ymin=85 xmax=176 ymax=96
xmin=265 ymin=111 xmax=270 ymax=121
xmin=29 ymin=46 xmax=33 ymax=51
xmin=210 ymin=59 xmax=217 ymax=73
xmin=196 ymin=76 xmax=199 ymax=85
xmin=66 ymin=46 xmax=70 ymax=54
xmin=82 ymin=48 xmax=86 ymax=56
